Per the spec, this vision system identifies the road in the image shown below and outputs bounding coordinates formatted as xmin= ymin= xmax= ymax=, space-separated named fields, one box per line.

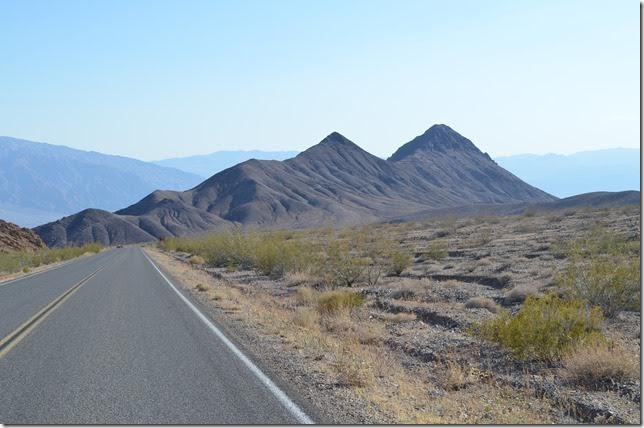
xmin=0 ymin=247 xmax=313 ymax=424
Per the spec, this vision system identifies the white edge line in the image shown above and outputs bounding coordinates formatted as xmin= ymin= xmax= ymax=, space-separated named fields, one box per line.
xmin=141 ymin=249 xmax=314 ymax=425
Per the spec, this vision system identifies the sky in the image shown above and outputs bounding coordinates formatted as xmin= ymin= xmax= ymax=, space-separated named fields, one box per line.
xmin=0 ymin=0 xmax=639 ymax=161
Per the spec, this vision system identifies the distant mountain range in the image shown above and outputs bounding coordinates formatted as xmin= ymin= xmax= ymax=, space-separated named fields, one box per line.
xmin=35 ymin=125 xmax=556 ymax=247
xmin=495 ymin=149 xmax=640 ymax=198
xmin=0 ymin=137 xmax=203 ymax=227
xmin=154 ymin=150 xmax=299 ymax=178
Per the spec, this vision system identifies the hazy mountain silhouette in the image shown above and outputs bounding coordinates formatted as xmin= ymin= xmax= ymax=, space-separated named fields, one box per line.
xmin=153 ymin=150 xmax=299 ymax=178
xmin=0 ymin=137 xmax=203 ymax=227
xmin=35 ymin=125 xmax=557 ymax=247
xmin=495 ymin=148 xmax=639 ymax=197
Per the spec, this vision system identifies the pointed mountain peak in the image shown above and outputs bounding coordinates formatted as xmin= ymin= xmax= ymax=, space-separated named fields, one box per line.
xmin=297 ymin=131 xmax=370 ymax=160
xmin=319 ymin=131 xmax=355 ymax=147
xmin=388 ymin=124 xmax=481 ymax=161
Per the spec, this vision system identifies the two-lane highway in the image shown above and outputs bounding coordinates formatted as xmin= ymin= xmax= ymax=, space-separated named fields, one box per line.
xmin=0 ymin=247 xmax=312 ymax=424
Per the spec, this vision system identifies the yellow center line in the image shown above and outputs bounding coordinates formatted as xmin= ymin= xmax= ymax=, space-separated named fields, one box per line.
xmin=0 ymin=266 xmax=105 ymax=359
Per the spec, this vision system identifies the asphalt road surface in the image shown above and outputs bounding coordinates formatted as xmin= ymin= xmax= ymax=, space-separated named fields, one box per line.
xmin=0 ymin=247 xmax=313 ymax=424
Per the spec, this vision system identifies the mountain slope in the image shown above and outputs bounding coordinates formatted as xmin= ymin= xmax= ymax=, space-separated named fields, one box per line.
xmin=35 ymin=125 xmax=557 ymax=247
xmin=495 ymin=148 xmax=640 ymax=197
xmin=0 ymin=219 xmax=45 ymax=252
xmin=153 ymin=150 xmax=299 ymax=178
xmin=0 ymin=137 xmax=203 ymax=227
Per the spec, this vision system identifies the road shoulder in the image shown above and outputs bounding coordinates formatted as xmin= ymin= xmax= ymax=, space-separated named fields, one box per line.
xmin=144 ymin=246 xmax=389 ymax=424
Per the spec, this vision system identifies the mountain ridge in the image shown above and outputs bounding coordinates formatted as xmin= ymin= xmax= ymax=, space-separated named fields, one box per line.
xmin=0 ymin=137 xmax=204 ymax=227
xmin=35 ymin=125 xmax=556 ymax=247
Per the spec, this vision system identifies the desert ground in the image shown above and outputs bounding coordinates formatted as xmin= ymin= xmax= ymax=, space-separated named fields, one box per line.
xmin=147 ymin=204 xmax=641 ymax=424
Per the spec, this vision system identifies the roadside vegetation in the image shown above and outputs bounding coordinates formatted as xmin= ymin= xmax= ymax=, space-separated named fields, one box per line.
xmin=159 ymin=225 xmax=415 ymax=287
xmin=0 ymin=243 xmax=102 ymax=275
xmin=155 ymin=208 xmax=641 ymax=423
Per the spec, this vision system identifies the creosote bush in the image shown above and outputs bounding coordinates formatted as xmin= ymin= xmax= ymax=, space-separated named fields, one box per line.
xmin=160 ymin=225 xmax=418 ymax=288
xmin=557 ymin=226 xmax=640 ymax=317
xmin=475 ymin=293 xmax=604 ymax=361
xmin=388 ymin=250 xmax=413 ymax=275
xmin=424 ymin=241 xmax=447 ymax=261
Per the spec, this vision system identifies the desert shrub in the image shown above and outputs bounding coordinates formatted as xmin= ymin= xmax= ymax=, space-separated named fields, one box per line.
xmin=465 ymin=297 xmax=500 ymax=313
xmin=316 ymin=290 xmax=364 ymax=314
xmin=388 ymin=279 xmax=428 ymax=300
xmin=363 ymin=259 xmax=383 ymax=286
xmin=424 ymin=242 xmax=447 ymax=261
xmin=188 ymin=255 xmax=205 ymax=265
xmin=294 ymin=287 xmax=317 ymax=306
xmin=475 ymin=293 xmax=604 ymax=360
xmin=161 ymin=230 xmax=321 ymax=276
xmin=502 ymin=286 xmax=534 ymax=305
xmin=439 ymin=361 xmax=477 ymax=391
xmin=561 ymin=341 xmax=638 ymax=389
xmin=381 ymin=312 xmax=417 ymax=323
xmin=522 ymin=208 xmax=536 ymax=218
xmin=559 ymin=257 xmax=640 ymax=317
xmin=557 ymin=226 xmax=640 ymax=317
xmin=324 ymin=242 xmax=369 ymax=287
xmin=293 ymin=307 xmax=318 ymax=328
xmin=388 ymin=249 xmax=412 ymax=275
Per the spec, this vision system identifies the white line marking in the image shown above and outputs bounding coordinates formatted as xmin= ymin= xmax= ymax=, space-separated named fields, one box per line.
xmin=141 ymin=249 xmax=314 ymax=424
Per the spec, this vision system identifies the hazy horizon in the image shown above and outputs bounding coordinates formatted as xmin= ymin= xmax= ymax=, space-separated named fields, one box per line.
xmin=1 ymin=0 xmax=638 ymax=160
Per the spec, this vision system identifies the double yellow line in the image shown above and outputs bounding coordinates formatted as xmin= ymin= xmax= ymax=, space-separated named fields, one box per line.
xmin=0 ymin=266 xmax=104 ymax=359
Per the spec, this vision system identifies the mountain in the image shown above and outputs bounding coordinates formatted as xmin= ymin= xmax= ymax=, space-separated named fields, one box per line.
xmin=495 ymin=148 xmax=640 ymax=198
xmin=153 ymin=150 xmax=299 ymax=178
xmin=0 ymin=219 xmax=45 ymax=252
xmin=391 ymin=190 xmax=640 ymax=223
xmin=35 ymin=125 xmax=556 ymax=247
xmin=0 ymin=137 xmax=204 ymax=227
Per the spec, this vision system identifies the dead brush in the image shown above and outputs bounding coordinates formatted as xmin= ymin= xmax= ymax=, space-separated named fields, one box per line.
xmin=292 ymin=307 xmax=318 ymax=328
xmin=388 ymin=278 xmax=429 ymax=301
xmin=294 ymin=286 xmax=317 ymax=306
xmin=561 ymin=341 xmax=639 ymax=389
xmin=329 ymin=344 xmax=371 ymax=387
xmin=464 ymin=296 xmax=500 ymax=313
xmin=381 ymin=312 xmax=417 ymax=323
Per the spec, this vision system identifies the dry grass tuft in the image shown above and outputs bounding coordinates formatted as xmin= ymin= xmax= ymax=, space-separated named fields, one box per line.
xmin=503 ymin=286 xmax=534 ymax=305
xmin=381 ymin=312 xmax=417 ymax=323
xmin=316 ymin=290 xmax=364 ymax=314
xmin=188 ymin=255 xmax=206 ymax=265
xmin=465 ymin=296 xmax=500 ymax=313
xmin=388 ymin=278 xmax=428 ymax=301
xmin=194 ymin=283 xmax=209 ymax=292
xmin=561 ymin=341 xmax=639 ymax=389
xmin=294 ymin=286 xmax=317 ymax=306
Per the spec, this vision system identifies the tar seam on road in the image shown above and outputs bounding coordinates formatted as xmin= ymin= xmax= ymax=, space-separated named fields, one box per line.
xmin=0 ymin=266 xmax=104 ymax=359
xmin=141 ymin=249 xmax=315 ymax=425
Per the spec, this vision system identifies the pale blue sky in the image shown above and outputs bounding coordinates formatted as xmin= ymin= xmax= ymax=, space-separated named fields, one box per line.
xmin=0 ymin=0 xmax=638 ymax=160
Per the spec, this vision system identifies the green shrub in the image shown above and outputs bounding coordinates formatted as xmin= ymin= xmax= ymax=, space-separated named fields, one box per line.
xmin=424 ymin=242 xmax=447 ymax=261
xmin=317 ymin=290 xmax=364 ymax=314
xmin=324 ymin=242 xmax=368 ymax=287
xmin=558 ymin=257 xmax=640 ymax=317
xmin=556 ymin=226 xmax=640 ymax=317
xmin=475 ymin=293 xmax=604 ymax=361
xmin=388 ymin=250 xmax=412 ymax=275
